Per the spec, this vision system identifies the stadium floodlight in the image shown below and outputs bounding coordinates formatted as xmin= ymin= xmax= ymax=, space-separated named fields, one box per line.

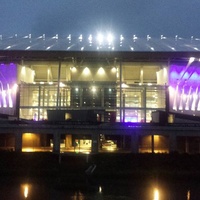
xmin=97 ymin=33 xmax=103 ymax=45
xmin=161 ymin=35 xmax=166 ymax=40
xmin=150 ymin=47 xmax=155 ymax=51
xmin=133 ymin=35 xmax=137 ymax=42
xmin=147 ymin=35 xmax=151 ymax=41
xmin=78 ymin=34 xmax=83 ymax=42
xmin=120 ymin=35 xmax=124 ymax=42
xmin=25 ymin=46 xmax=31 ymax=50
xmin=88 ymin=34 xmax=92 ymax=44
xmin=107 ymin=33 xmax=114 ymax=45
xmin=67 ymin=34 xmax=71 ymax=43
xmin=52 ymin=34 xmax=58 ymax=39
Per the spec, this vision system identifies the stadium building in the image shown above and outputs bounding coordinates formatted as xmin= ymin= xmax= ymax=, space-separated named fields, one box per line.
xmin=0 ymin=33 xmax=200 ymax=154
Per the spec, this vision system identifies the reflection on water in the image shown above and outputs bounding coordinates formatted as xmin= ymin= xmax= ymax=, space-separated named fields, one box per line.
xmin=23 ymin=185 xmax=28 ymax=198
xmin=0 ymin=177 xmax=200 ymax=199
xmin=153 ymin=188 xmax=159 ymax=200
xmin=187 ymin=190 xmax=191 ymax=200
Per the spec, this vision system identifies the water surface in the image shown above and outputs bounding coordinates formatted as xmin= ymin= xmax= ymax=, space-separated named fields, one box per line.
xmin=0 ymin=176 xmax=199 ymax=199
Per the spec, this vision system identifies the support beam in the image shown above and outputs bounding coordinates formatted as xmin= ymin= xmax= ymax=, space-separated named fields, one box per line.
xmin=131 ymin=131 xmax=139 ymax=153
xmin=15 ymin=132 xmax=22 ymax=152
xmin=91 ymin=131 xmax=99 ymax=153
xmin=169 ymin=134 xmax=177 ymax=153
xmin=53 ymin=132 xmax=60 ymax=153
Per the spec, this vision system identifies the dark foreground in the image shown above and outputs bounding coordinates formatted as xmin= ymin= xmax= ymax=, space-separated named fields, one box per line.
xmin=0 ymin=152 xmax=200 ymax=181
xmin=1 ymin=152 xmax=200 ymax=199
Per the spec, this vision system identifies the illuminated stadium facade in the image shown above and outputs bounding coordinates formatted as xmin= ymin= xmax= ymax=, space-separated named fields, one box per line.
xmin=0 ymin=34 xmax=200 ymax=154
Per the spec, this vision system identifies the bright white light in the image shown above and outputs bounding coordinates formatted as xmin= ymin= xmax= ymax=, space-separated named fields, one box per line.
xmin=59 ymin=82 xmax=65 ymax=87
xmin=2 ymin=90 xmax=7 ymax=107
xmin=147 ymin=35 xmax=151 ymax=41
xmin=99 ymin=186 xmax=102 ymax=193
xmin=107 ymin=33 xmax=114 ymax=44
xmin=97 ymin=33 xmax=103 ymax=45
xmin=88 ymin=34 xmax=92 ymax=43
xmin=25 ymin=46 xmax=31 ymax=50
xmin=24 ymin=185 xmax=29 ymax=198
xmin=120 ymin=35 xmax=124 ymax=42
xmin=161 ymin=35 xmax=166 ymax=39
xmin=46 ymin=46 xmax=51 ymax=50
xmin=121 ymin=83 xmax=129 ymax=88
xmin=5 ymin=46 xmax=11 ymax=50
xmin=21 ymin=66 xmax=26 ymax=75
xmin=98 ymin=67 xmax=105 ymax=75
xmin=7 ymin=86 xmax=13 ymax=108
xmin=133 ymin=35 xmax=138 ymax=41
xmin=12 ymin=83 xmax=18 ymax=92
xmin=71 ymin=66 xmax=77 ymax=72
xmin=83 ymin=67 xmax=90 ymax=75
xmin=52 ymin=34 xmax=58 ymax=39
xmin=111 ymin=67 xmax=117 ymax=73
xmin=150 ymin=47 xmax=155 ymax=51
xmin=67 ymin=34 xmax=71 ymax=43
xmin=78 ymin=34 xmax=83 ymax=42
xmin=163 ymin=67 xmax=167 ymax=77
xmin=189 ymin=57 xmax=195 ymax=63
xmin=92 ymin=86 xmax=96 ymax=93
xmin=153 ymin=188 xmax=159 ymax=200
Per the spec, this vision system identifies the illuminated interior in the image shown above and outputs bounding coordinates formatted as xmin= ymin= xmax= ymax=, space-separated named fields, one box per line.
xmin=139 ymin=135 xmax=169 ymax=153
xmin=18 ymin=61 xmax=167 ymax=122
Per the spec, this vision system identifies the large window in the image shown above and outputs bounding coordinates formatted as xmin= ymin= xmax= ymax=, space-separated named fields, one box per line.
xmin=18 ymin=61 xmax=167 ymax=122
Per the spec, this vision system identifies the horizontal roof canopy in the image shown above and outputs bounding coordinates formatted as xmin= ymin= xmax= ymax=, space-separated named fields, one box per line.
xmin=0 ymin=35 xmax=200 ymax=52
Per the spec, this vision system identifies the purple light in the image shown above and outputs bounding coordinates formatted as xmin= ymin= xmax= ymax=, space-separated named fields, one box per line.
xmin=0 ymin=63 xmax=17 ymax=115
xmin=169 ymin=63 xmax=200 ymax=115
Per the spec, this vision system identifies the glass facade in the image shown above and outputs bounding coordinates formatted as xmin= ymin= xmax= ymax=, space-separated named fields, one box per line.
xmin=18 ymin=61 xmax=167 ymax=122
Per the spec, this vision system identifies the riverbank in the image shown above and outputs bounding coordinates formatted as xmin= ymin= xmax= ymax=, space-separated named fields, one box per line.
xmin=0 ymin=152 xmax=200 ymax=180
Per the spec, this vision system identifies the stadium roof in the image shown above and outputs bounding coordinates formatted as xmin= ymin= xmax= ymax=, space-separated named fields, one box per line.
xmin=0 ymin=34 xmax=200 ymax=52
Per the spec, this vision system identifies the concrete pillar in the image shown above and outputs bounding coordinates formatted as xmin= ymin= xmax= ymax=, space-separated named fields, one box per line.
xmin=91 ymin=131 xmax=99 ymax=153
xmin=131 ymin=132 xmax=139 ymax=153
xmin=53 ymin=132 xmax=60 ymax=153
xmin=15 ymin=132 xmax=22 ymax=152
xmin=169 ymin=134 xmax=177 ymax=153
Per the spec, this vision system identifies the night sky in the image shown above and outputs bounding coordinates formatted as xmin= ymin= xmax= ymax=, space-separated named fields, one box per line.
xmin=1 ymin=0 xmax=200 ymax=38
